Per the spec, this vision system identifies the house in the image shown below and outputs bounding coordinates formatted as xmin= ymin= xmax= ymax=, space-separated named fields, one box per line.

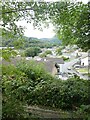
xmin=42 ymin=57 xmax=64 ymax=75
xmin=81 ymin=56 xmax=90 ymax=66
xmin=35 ymin=57 xmax=64 ymax=75
xmin=0 ymin=47 xmax=14 ymax=49
xmin=1 ymin=56 xmax=64 ymax=76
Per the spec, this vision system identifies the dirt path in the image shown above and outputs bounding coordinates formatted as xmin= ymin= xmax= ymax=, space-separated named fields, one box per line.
xmin=27 ymin=105 xmax=81 ymax=119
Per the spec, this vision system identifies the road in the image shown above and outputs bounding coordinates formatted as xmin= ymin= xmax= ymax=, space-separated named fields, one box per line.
xmin=71 ymin=68 xmax=89 ymax=80
xmin=59 ymin=57 xmax=89 ymax=80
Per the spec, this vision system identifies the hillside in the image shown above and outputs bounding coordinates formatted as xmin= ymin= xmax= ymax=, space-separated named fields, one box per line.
xmin=31 ymin=36 xmax=61 ymax=44
xmin=27 ymin=36 xmax=61 ymax=45
xmin=2 ymin=35 xmax=61 ymax=48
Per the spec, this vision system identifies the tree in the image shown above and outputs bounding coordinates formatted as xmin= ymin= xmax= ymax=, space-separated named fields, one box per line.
xmin=51 ymin=2 xmax=89 ymax=51
xmin=25 ymin=47 xmax=42 ymax=57
xmin=1 ymin=1 xmax=89 ymax=51
xmin=74 ymin=5 xmax=90 ymax=51
xmin=56 ymin=47 xmax=62 ymax=55
xmin=45 ymin=50 xmax=52 ymax=55
xmin=1 ymin=2 xmax=50 ymax=35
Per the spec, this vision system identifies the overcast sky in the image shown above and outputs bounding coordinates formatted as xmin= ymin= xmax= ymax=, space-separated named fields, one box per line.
xmin=16 ymin=0 xmax=89 ymax=38
xmin=16 ymin=20 xmax=55 ymax=38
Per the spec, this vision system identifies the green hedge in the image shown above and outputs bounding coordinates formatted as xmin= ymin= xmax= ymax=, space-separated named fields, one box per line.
xmin=28 ymin=78 xmax=89 ymax=110
xmin=2 ymin=61 xmax=89 ymax=119
xmin=62 ymin=56 xmax=69 ymax=61
xmin=2 ymin=64 xmax=29 ymax=120
xmin=17 ymin=61 xmax=89 ymax=110
xmin=25 ymin=47 xmax=42 ymax=57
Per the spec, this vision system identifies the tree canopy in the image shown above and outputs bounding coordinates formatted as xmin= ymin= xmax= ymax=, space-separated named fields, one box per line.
xmin=1 ymin=1 xmax=89 ymax=51
xmin=25 ymin=47 xmax=42 ymax=57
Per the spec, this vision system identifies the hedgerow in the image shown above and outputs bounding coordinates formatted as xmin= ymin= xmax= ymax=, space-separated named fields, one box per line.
xmin=2 ymin=60 xmax=89 ymax=119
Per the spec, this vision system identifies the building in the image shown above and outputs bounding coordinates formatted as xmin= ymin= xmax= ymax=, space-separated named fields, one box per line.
xmin=81 ymin=56 xmax=90 ymax=66
xmin=1 ymin=56 xmax=64 ymax=76
xmin=36 ymin=57 xmax=64 ymax=75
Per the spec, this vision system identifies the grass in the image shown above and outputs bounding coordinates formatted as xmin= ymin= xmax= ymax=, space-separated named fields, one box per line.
xmin=88 ymin=73 xmax=90 ymax=77
xmin=77 ymin=68 xmax=88 ymax=74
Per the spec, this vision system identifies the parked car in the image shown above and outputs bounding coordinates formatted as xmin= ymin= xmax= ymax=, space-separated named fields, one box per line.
xmin=67 ymin=67 xmax=71 ymax=70
xmin=56 ymin=72 xmax=68 ymax=80
xmin=74 ymin=65 xmax=81 ymax=69
xmin=58 ymin=75 xmax=68 ymax=80
xmin=68 ymin=72 xmax=74 ymax=78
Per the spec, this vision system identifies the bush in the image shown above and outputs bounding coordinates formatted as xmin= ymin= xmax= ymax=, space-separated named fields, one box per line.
xmin=62 ymin=56 xmax=69 ymax=61
xmin=28 ymin=77 xmax=89 ymax=110
xmin=56 ymin=47 xmax=63 ymax=55
xmin=2 ymin=64 xmax=29 ymax=120
xmin=39 ymin=50 xmax=52 ymax=58
xmin=39 ymin=53 xmax=47 ymax=58
xmin=17 ymin=60 xmax=52 ymax=81
xmin=76 ymin=105 xmax=90 ymax=119
xmin=2 ymin=60 xmax=89 ymax=120
xmin=45 ymin=50 xmax=52 ymax=55
xmin=17 ymin=61 xmax=89 ymax=110
xmin=25 ymin=47 xmax=42 ymax=57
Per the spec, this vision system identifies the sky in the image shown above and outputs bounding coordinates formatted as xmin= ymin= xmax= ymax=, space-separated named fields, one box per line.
xmin=16 ymin=0 xmax=89 ymax=38
xmin=16 ymin=20 xmax=55 ymax=38
xmin=24 ymin=24 xmax=55 ymax=38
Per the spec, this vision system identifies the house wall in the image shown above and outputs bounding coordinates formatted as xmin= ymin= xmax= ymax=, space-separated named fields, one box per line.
xmin=59 ymin=64 xmax=63 ymax=73
xmin=52 ymin=65 xmax=57 ymax=76
xmin=52 ymin=64 xmax=64 ymax=75
xmin=81 ymin=57 xmax=88 ymax=66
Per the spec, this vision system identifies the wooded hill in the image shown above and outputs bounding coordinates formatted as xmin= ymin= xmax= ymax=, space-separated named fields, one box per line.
xmin=2 ymin=35 xmax=61 ymax=48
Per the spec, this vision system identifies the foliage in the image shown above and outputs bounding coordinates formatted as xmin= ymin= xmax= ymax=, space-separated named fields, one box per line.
xmin=2 ymin=28 xmax=26 ymax=49
xmin=45 ymin=50 xmax=52 ymax=55
xmin=39 ymin=52 xmax=47 ymax=58
xmin=56 ymin=47 xmax=62 ymax=55
xmin=76 ymin=105 xmax=90 ymax=119
xmin=16 ymin=60 xmax=53 ymax=86
xmin=2 ymin=60 xmax=89 ymax=119
xmin=23 ymin=38 xmax=45 ymax=48
xmin=61 ymin=56 xmax=69 ymax=61
xmin=25 ymin=47 xmax=42 ymax=57
xmin=1 ymin=2 xmax=89 ymax=51
xmin=2 ymin=64 xmax=29 ymax=120
xmin=16 ymin=61 xmax=89 ymax=110
xmin=75 ymin=5 xmax=89 ymax=51
xmin=1 ymin=2 xmax=89 ymax=119
xmin=2 ymin=48 xmax=17 ymax=61
xmin=53 ymin=2 xmax=89 ymax=51
xmin=30 ymin=77 xmax=89 ymax=110
xmin=2 ymin=35 xmax=61 ymax=49
xmin=39 ymin=50 xmax=52 ymax=58
xmin=12 ymin=38 xmax=25 ymax=49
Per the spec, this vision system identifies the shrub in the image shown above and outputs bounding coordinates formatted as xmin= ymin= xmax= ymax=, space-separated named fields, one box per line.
xmin=2 ymin=60 xmax=89 ymax=120
xmin=28 ymin=77 xmax=89 ymax=110
xmin=16 ymin=61 xmax=89 ymax=110
xmin=39 ymin=53 xmax=47 ymax=58
xmin=39 ymin=50 xmax=52 ymax=58
xmin=25 ymin=47 xmax=42 ymax=57
xmin=45 ymin=50 xmax=52 ymax=55
xmin=2 ymin=64 xmax=29 ymax=120
xmin=76 ymin=105 xmax=90 ymax=119
xmin=62 ymin=56 xmax=69 ymax=61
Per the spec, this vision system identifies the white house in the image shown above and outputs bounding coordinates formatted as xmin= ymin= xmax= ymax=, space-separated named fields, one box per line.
xmin=81 ymin=56 xmax=90 ymax=66
xmin=0 ymin=47 xmax=14 ymax=49
xmin=58 ymin=64 xmax=64 ymax=73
